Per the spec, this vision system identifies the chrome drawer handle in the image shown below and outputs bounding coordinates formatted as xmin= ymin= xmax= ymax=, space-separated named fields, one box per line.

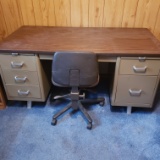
xmin=14 ymin=76 xmax=27 ymax=83
xmin=18 ymin=90 xmax=30 ymax=96
xmin=138 ymin=57 xmax=146 ymax=62
xmin=12 ymin=53 xmax=19 ymax=56
xmin=11 ymin=61 xmax=24 ymax=68
xmin=129 ymin=89 xmax=142 ymax=96
xmin=133 ymin=66 xmax=147 ymax=73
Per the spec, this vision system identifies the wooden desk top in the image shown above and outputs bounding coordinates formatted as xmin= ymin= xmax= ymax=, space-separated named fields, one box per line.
xmin=0 ymin=26 xmax=160 ymax=57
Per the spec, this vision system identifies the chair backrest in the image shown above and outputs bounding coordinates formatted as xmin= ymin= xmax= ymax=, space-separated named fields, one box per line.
xmin=52 ymin=52 xmax=99 ymax=87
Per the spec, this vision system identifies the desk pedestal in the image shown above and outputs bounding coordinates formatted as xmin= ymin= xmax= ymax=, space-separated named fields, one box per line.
xmin=111 ymin=57 xmax=160 ymax=114
xmin=0 ymin=54 xmax=51 ymax=108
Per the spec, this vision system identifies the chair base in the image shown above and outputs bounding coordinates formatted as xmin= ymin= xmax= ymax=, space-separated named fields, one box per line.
xmin=51 ymin=98 xmax=105 ymax=129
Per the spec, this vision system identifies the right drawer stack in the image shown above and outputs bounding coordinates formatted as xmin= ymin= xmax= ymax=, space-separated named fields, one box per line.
xmin=114 ymin=57 xmax=160 ymax=108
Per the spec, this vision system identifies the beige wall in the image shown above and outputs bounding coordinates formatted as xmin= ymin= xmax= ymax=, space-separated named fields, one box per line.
xmin=0 ymin=0 xmax=160 ymax=41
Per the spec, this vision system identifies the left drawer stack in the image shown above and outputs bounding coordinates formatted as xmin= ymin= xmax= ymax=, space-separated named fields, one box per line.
xmin=0 ymin=53 xmax=50 ymax=108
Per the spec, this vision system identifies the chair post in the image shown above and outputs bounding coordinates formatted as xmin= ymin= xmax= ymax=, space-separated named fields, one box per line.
xmin=70 ymin=87 xmax=79 ymax=110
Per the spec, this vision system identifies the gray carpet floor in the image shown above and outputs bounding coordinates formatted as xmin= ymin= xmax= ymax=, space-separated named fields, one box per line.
xmin=0 ymin=79 xmax=160 ymax=160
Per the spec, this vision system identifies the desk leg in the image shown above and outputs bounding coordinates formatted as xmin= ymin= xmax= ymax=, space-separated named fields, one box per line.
xmin=127 ymin=106 xmax=132 ymax=114
xmin=27 ymin=101 xmax=32 ymax=109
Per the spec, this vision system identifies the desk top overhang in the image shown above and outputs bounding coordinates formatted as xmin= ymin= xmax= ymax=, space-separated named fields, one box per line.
xmin=0 ymin=26 xmax=160 ymax=57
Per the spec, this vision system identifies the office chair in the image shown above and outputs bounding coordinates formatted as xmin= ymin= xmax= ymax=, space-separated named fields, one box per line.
xmin=51 ymin=51 xmax=105 ymax=129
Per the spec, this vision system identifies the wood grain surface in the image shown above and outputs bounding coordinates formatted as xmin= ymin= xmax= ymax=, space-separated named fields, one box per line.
xmin=0 ymin=26 xmax=159 ymax=56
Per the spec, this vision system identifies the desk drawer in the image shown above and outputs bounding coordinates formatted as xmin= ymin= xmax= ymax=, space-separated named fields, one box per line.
xmin=0 ymin=54 xmax=36 ymax=71
xmin=6 ymin=85 xmax=41 ymax=99
xmin=2 ymin=70 xmax=39 ymax=85
xmin=119 ymin=59 xmax=160 ymax=75
xmin=115 ymin=75 xmax=157 ymax=105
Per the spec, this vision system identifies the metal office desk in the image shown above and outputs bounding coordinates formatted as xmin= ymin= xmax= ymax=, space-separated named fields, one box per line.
xmin=0 ymin=26 xmax=160 ymax=113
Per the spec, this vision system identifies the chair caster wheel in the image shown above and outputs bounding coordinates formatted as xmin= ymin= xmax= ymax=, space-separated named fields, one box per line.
xmin=87 ymin=122 xmax=92 ymax=130
xmin=99 ymin=101 xmax=105 ymax=106
xmin=51 ymin=118 xmax=57 ymax=126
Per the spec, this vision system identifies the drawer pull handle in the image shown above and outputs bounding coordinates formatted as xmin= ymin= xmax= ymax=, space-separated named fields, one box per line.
xmin=129 ymin=89 xmax=142 ymax=96
xmin=18 ymin=90 xmax=30 ymax=96
xmin=15 ymin=76 xmax=27 ymax=83
xmin=11 ymin=61 xmax=24 ymax=68
xmin=133 ymin=66 xmax=147 ymax=73
xmin=12 ymin=53 xmax=19 ymax=56
xmin=138 ymin=57 xmax=146 ymax=61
